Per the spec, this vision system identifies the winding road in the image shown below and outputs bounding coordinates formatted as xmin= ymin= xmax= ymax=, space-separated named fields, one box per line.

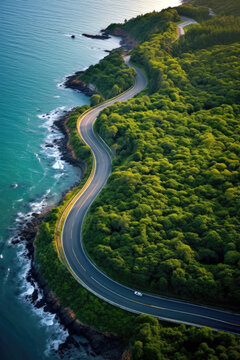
xmin=61 ymin=27 xmax=240 ymax=334
xmin=177 ymin=16 xmax=198 ymax=37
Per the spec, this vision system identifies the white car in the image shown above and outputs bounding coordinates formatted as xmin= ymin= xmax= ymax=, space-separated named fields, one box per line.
xmin=134 ymin=291 xmax=143 ymax=297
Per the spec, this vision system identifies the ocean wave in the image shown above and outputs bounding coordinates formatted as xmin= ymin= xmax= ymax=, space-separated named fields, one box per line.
xmin=57 ymin=76 xmax=72 ymax=89
xmin=3 ymin=267 xmax=11 ymax=284
xmin=38 ymin=106 xmax=70 ymax=172
xmin=57 ymin=66 xmax=88 ymax=89
xmin=29 ymin=188 xmax=51 ymax=213
xmin=11 ymin=190 xmax=51 ymax=230
xmin=38 ymin=106 xmax=66 ymax=128
xmin=53 ymin=173 xmax=64 ymax=180
xmin=16 ymin=211 xmax=33 ymax=223
xmin=35 ymin=152 xmax=42 ymax=165
xmin=52 ymin=159 xmax=64 ymax=170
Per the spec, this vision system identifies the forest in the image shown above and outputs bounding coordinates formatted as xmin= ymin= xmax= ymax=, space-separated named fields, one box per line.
xmin=176 ymin=4 xmax=210 ymax=21
xmin=35 ymin=104 xmax=240 ymax=359
xmin=35 ymin=2 xmax=240 ymax=359
xmin=193 ymin=0 xmax=240 ymax=16
xmin=83 ymin=9 xmax=240 ymax=309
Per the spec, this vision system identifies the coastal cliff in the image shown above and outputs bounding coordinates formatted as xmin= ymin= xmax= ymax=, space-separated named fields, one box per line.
xmin=64 ymin=72 xmax=98 ymax=96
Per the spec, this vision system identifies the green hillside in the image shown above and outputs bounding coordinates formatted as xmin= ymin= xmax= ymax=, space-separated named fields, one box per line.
xmin=83 ymin=9 xmax=240 ymax=309
xmin=35 ymin=4 xmax=240 ymax=359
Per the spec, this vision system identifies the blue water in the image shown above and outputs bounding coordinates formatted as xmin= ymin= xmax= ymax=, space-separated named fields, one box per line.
xmin=0 ymin=0 xmax=180 ymax=359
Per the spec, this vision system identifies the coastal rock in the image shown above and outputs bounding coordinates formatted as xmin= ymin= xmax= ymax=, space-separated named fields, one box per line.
xmin=63 ymin=72 xmax=97 ymax=97
xmin=82 ymin=32 xmax=110 ymax=40
xmin=54 ymin=111 xmax=83 ymax=168
xmin=30 ymin=289 xmax=39 ymax=303
xmin=68 ymin=322 xmax=124 ymax=360
xmin=11 ymin=238 xmax=21 ymax=245
xmin=71 ymin=35 xmax=75 ymax=39
xmin=35 ymin=298 xmax=45 ymax=309
xmin=58 ymin=308 xmax=75 ymax=327
xmin=104 ymin=27 xmax=137 ymax=52
xmin=69 ymin=319 xmax=84 ymax=334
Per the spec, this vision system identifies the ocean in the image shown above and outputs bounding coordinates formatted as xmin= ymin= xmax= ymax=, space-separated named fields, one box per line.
xmin=0 ymin=0 xmax=180 ymax=358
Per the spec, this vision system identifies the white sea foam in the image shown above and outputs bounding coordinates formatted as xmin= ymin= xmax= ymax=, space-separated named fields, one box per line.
xmin=52 ymin=159 xmax=64 ymax=170
xmin=57 ymin=76 xmax=71 ymax=88
xmin=41 ymin=316 xmax=54 ymax=327
xmin=53 ymin=173 xmax=64 ymax=179
xmin=38 ymin=106 xmax=66 ymax=128
xmin=35 ymin=152 xmax=42 ymax=165
xmin=4 ymin=267 xmax=11 ymax=283
xmin=0 ymin=254 xmax=3 ymax=259
xmin=23 ymin=283 xmax=35 ymax=296
xmin=57 ymin=65 xmax=87 ymax=89
xmin=44 ymin=326 xmax=69 ymax=357
xmin=38 ymin=106 xmax=71 ymax=173
xmin=27 ymin=128 xmax=37 ymax=133
xmin=16 ymin=211 xmax=33 ymax=223
xmin=30 ymin=200 xmax=47 ymax=213
xmin=29 ymin=189 xmax=51 ymax=213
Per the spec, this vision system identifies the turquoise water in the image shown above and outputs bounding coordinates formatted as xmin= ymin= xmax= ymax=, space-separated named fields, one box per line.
xmin=0 ymin=0 xmax=180 ymax=358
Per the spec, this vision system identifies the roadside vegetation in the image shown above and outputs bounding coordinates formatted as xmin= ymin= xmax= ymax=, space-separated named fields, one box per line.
xmin=173 ymin=16 xmax=240 ymax=53
xmin=193 ymin=0 xmax=240 ymax=16
xmin=35 ymin=3 xmax=240 ymax=359
xmin=176 ymin=4 xmax=210 ymax=21
xmin=66 ymin=105 xmax=91 ymax=166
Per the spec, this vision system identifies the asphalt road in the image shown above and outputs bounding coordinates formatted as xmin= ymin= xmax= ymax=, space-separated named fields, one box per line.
xmin=177 ymin=16 xmax=198 ymax=37
xmin=62 ymin=57 xmax=240 ymax=334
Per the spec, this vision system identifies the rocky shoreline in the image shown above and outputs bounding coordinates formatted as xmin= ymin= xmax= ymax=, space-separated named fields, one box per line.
xmin=104 ymin=27 xmax=137 ymax=53
xmin=14 ymin=111 xmax=125 ymax=359
xmin=54 ymin=109 xmax=85 ymax=168
xmin=63 ymin=72 xmax=98 ymax=97
xmin=82 ymin=32 xmax=110 ymax=40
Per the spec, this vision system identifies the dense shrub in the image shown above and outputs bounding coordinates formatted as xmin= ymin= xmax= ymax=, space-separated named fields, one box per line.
xmin=79 ymin=50 xmax=136 ymax=99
